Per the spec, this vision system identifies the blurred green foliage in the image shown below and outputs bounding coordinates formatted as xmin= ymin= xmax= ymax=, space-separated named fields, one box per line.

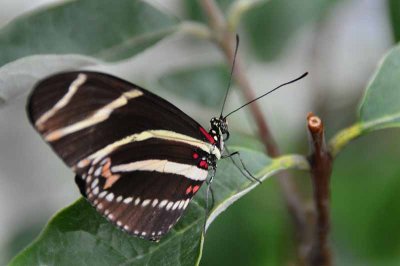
xmin=0 ymin=0 xmax=177 ymax=67
xmin=331 ymin=130 xmax=400 ymax=265
xmin=184 ymin=0 xmax=337 ymax=61
xmin=159 ymin=64 xmax=230 ymax=108
xmin=389 ymin=0 xmax=400 ymax=42
xmin=202 ymin=179 xmax=294 ymax=265
xmin=3 ymin=223 xmax=43 ymax=264
xmin=242 ymin=0 xmax=335 ymax=61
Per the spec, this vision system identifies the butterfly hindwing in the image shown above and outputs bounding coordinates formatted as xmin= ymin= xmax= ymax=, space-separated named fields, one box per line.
xmin=27 ymin=71 xmax=216 ymax=240
xmin=75 ymin=138 xmax=209 ymax=240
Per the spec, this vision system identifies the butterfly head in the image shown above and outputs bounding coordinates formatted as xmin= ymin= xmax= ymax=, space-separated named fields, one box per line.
xmin=210 ymin=116 xmax=229 ymax=151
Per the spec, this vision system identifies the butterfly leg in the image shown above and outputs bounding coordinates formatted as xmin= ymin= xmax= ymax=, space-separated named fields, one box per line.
xmin=203 ymin=168 xmax=216 ymax=233
xmin=223 ymin=146 xmax=262 ymax=184
xmin=205 ymin=168 xmax=216 ymax=213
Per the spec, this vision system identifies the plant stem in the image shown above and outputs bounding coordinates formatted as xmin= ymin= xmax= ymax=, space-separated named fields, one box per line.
xmin=199 ymin=0 xmax=309 ymax=263
xmin=307 ymin=113 xmax=333 ymax=266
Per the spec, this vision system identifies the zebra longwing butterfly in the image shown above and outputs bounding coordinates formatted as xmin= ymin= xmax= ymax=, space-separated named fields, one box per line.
xmin=27 ymin=71 xmax=227 ymax=241
xmin=27 ymin=43 xmax=307 ymax=241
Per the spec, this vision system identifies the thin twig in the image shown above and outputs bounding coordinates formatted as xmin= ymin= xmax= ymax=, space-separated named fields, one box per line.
xmin=307 ymin=113 xmax=332 ymax=266
xmin=199 ymin=0 xmax=309 ymax=263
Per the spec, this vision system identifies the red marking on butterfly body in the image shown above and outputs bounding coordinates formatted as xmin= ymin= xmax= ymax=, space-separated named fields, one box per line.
xmin=199 ymin=127 xmax=215 ymax=144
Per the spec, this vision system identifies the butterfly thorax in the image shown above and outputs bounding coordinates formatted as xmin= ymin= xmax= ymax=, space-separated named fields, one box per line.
xmin=209 ymin=117 xmax=229 ymax=156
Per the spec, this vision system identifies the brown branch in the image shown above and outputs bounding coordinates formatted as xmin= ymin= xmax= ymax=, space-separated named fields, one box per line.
xmin=199 ymin=0 xmax=309 ymax=263
xmin=307 ymin=113 xmax=333 ymax=266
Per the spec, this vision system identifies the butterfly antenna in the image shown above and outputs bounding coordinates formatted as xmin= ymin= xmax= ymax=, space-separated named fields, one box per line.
xmin=220 ymin=34 xmax=240 ymax=118
xmin=224 ymin=72 xmax=308 ymax=118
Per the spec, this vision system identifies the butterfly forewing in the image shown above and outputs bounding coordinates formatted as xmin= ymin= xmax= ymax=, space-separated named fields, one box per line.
xmin=27 ymin=71 xmax=215 ymax=240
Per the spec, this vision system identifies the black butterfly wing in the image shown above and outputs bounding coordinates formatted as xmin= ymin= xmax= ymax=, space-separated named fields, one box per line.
xmin=74 ymin=139 xmax=206 ymax=240
xmin=27 ymin=71 xmax=217 ymax=240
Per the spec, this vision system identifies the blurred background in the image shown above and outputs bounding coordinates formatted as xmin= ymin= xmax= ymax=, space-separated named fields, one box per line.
xmin=0 ymin=0 xmax=399 ymax=265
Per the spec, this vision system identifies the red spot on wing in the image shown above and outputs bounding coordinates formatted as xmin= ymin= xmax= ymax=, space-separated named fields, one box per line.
xmin=199 ymin=127 xmax=215 ymax=144
xmin=192 ymin=152 xmax=199 ymax=159
xmin=186 ymin=186 xmax=192 ymax=194
xmin=199 ymin=160 xmax=208 ymax=169
xmin=193 ymin=185 xmax=200 ymax=193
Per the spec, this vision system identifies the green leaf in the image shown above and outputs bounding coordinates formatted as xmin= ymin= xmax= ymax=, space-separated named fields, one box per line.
xmin=388 ymin=0 xmax=400 ymax=42
xmin=0 ymin=54 xmax=99 ymax=105
xmin=330 ymin=44 xmax=400 ymax=156
xmin=0 ymin=0 xmax=178 ymax=67
xmin=158 ymin=64 xmax=230 ymax=108
xmin=9 ymin=148 xmax=308 ymax=266
xmin=359 ymin=45 xmax=400 ymax=130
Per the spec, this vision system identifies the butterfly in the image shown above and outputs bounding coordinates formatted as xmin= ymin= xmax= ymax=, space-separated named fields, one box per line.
xmin=27 ymin=71 xmax=229 ymax=241
xmin=26 ymin=36 xmax=307 ymax=240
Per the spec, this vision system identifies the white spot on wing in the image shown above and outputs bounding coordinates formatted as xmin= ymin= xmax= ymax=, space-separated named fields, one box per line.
xmin=166 ymin=202 xmax=173 ymax=211
xmin=152 ymin=199 xmax=159 ymax=207
xmin=159 ymin=200 xmax=168 ymax=208
xmin=135 ymin=198 xmax=141 ymax=205
xmin=106 ymin=193 xmax=114 ymax=202
xmin=183 ymin=199 xmax=190 ymax=209
xmin=91 ymin=178 xmax=99 ymax=188
xmin=77 ymin=159 xmax=90 ymax=168
xmin=123 ymin=197 xmax=133 ymax=204
xmin=142 ymin=199 xmax=151 ymax=207
xmin=94 ymin=167 xmax=102 ymax=177
xmin=172 ymin=201 xmax=180 ymax=210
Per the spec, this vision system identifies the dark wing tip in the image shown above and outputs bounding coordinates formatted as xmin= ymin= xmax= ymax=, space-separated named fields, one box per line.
xmin=74 ymin=175 xmax=87 ymax=198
